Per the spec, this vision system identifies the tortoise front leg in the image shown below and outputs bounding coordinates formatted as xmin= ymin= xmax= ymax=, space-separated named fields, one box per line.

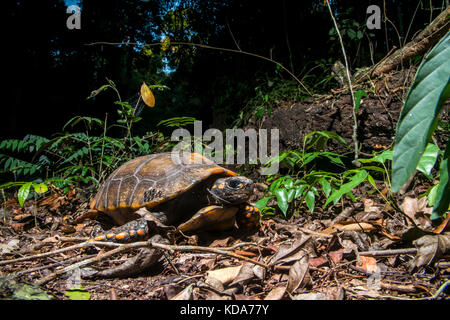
xmin=177 ymin=206 xmax=238 ymax=232
xmin=236 ymin=203 xmax=260 ymax=229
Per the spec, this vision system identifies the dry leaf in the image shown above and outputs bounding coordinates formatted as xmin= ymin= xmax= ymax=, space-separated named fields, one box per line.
xmin=206 ymin=265 xmax=242 ymax=285
xmin=264 ymin=286 xmax=286 ymax=300
xmin=140 ymin=83 xmax=155 ymax=107
xmin=309 ymin=256 xmax=328 ymax=268
xmin=358 ymin=256 xmax=378 ymax=273
xmin=291 ymin=292 xmax=327 ymax=300
xmin=286 ymin=253 xmax=310 ymax=294
xmin=209 ymin=237 xmax=234 ymax=247
xmin=329 ymin=248 xmax=344 ymax=264
xmin=60 ymin=224 xmax=76 ymax=234
xmin=411 ymin=233 xmax=450 ymax=270
xmin=204 ymin=276 xmax=225 ymax=292
xmin=171 ymin=284 xmax=194 ymax=300
xmin=321 ymin=221 xmax=377 ymax=234
xmin=229 ymin=263 xmax=255 ymax=287
xmin=401 ymin=196 xmax=432 ymax=228
xmin=269 ymin=235 xmax=311 ymax=266
xmin=252 ymin=265 xmax=265 ymax=280
xmin=0 ymin=239 xmax=19 ymax=255
xmin=308 ymin=248 xmax=343 ymax=268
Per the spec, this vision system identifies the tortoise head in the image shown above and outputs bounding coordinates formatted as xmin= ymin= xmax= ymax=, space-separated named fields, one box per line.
xmin=209 ymin=176 xmax=254 ymax=205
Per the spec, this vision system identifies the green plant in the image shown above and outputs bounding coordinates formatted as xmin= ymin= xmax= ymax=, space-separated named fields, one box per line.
xmin=0 ymin=134 xmax=50 ymax=178
xmin=157 ymin=116 xmax=197 ymax=128
xmin=0 ymin=80 xmax=169 ymax=205
xmin=255 ymin=128 xmax=415 ymax=219
xmin=255 ymin=131 xmax=348 ymax=217
xmin=392 ymin=31 xmax=450 ymax=219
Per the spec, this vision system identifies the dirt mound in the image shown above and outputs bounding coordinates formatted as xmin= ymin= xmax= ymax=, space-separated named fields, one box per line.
xmin=253 ymin=68 xmax=449 ymax=154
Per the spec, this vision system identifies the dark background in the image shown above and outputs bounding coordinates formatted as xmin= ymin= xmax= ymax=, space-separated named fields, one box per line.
xmin=3 ymin=0 xmax=443 ymax=140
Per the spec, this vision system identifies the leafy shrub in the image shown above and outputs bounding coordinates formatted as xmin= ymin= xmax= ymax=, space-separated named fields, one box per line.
xmin=392 ymin=32 xmax=450 ymax=219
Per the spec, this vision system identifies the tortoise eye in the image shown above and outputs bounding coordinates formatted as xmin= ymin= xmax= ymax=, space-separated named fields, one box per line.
xmin=227 ymin=178 xmax=243 ymax=189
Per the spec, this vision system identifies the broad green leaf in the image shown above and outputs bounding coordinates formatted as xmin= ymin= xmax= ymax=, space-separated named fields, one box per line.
xmin=32 ymin=183 xmax=48 ymax=194
xmin=392 ymin=32 xmax=450 ymax=192
xmin=287 ymin=189 xmax=295 ymax=202
xmin=269 ymin=178 xmax=283 ymax=193
xmin=416 ymin=143 xmax=440 ymax=179
xmin=275 ymin=188 xmax=289 ymax=216
xmin=319 ymin=178 xmax=331 ymax=197
xmin=305 ymin=190 xmax=315 ymax=213
xmin=283 ymin=176 xmax=294 ymax=189
xmin=255 ymin=196 xmax=272 ymax=210
xmin=426 ymin=183 xmax=439 ymax=207
xmin=359 ymin=149 xmax=393 ymax=165
xmin=323 ymin=154 xmax=345 ymax=166
xmin=324 ymin=170 xmax=368 ymax=207
xmin=18 ymin=182 xmax=32 ymax=207
xmin=371 ymin=149 xmax=393 ymax=164
xmin=359 ymin=165 xmax=387 ymax=173
xmin=347 ymin=29 xmax=356 ymax=40
xmin=366 ymin=174 xmax=377 ymax=189
xmin=294 ymin=185 xmax=306 ymax=199
xmin=431 ymin=142 xmax=450 ymax=219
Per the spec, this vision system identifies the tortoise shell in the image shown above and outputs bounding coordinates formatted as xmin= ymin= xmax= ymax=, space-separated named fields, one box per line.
xmin=90 ymin=152 xmax=237 ymax=225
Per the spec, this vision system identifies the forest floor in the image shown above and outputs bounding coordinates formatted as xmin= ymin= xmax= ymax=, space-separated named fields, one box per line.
xmin=0 ymin=69 xmax=449 ymax=301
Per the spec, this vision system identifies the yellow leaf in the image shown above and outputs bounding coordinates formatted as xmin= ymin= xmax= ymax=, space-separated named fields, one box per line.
xmin=140 ymin=83 xmax=155 ymax=107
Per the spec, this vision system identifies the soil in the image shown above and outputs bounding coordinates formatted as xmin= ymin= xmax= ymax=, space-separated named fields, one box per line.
xmin=256 ymin=68 xmax=449 ymax=154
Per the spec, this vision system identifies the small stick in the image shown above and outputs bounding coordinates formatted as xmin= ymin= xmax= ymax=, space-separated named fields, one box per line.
xmin=36 ymin=241 xmax=145 ymax=285
xmin=150 ymin=242 xmax=268 ymax=268
xmin=16 ymin=254 xmax=96 ymax=276
xmin=32 ymin=240 xmax=267 ymax=286
xmin=359 ymin=248 xmax=417 ymax=257
xmin=0 ymin=241 xmax=120 ymax=266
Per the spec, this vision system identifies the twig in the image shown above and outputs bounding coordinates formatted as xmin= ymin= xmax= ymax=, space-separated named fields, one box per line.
xmin=23 ymin=239 xmax=267 ymax=285
xmin=0 ymin=240 xmax=120 ymax=266
xmin=16 ymin=254 xmax=96 ymax=276
xmin=359 ymin=248 xmax=417 ymax=257
xmin=36 ymin=241 xmax=146 ymax=285
xmin=402 ymin=280 xmax=450 ymax=300
xmin=326 ymin=0 xmax=359 ymax=164
xmin=150 ymin=242 xmax=268 ymax=268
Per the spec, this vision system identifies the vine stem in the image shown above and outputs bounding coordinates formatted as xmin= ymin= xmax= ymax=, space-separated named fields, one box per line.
xmin=86 ymin=41 xmax=312 ymax=96
xmin=325 ymin=1 xmax=359 ymax=164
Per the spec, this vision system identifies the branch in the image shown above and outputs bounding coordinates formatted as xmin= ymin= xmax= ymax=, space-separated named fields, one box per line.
xmin=85 ymin=41 xmax=312 ymax=96
xmin=9 ymin=239 xmax=268 ymax=285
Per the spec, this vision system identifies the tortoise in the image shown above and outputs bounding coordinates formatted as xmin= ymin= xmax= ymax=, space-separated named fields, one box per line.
xmin=89 ymin=152 xmax=259 ymax=243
